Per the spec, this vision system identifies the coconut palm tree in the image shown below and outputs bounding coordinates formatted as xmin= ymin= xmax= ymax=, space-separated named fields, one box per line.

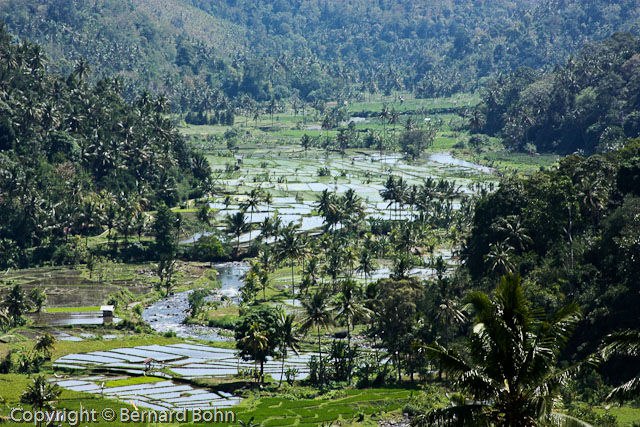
xmin=390 ymin=107 xmax=400 ymax=147
xmin=197 ymin=203 xmax=212 ymax=231
xmin=600 ymin=329 xmax=640 ymax=402
xmin=276 ymin=312 xmax=300 ymax=386
xmin=334 ymin=280 xmax=371 ymax=353
xmin=484 ymin=242 xmax=515 ymax=275
xmin=21 ymin=376 xmax=61 ymax=426
xmin=225 ymin=212 xmax=249 ymax=255
xmin=238 ymin=417 xmax=260 ymax=427
xmin=492 ymin=215 xmax=533 ymax=254
xmin=300 ymin=289 xmax=334 ymax=387
xmin=3 ymin=284 xmax=30 ymax=327
xmin=240 ymin=323 xmax=269 ymax=383
xmin=0 ymin=307 xmax=11 ymax=332
xmin=33 ymin=333 xmax=56 ymax=359
xmin=379 ymin=104 xmax=390 ymax=158
xmin=416 ymin=274 xmax=585 ymax=427
xmin=469 ymin=109 xmax=485 ymax=133
xmin=240 ymin=188 xmax=263 ymax=240
xmin=342 ymin=189 xmax=365 ymax=231
xmin=356 ymin=249 xmax=377 ymax=284
xmin=577 ymin=177 xmax=608 ymax=227
xmin=301 ymin=134 xmax=311 ymax=158
xmin=277 ymin=226 xmax=302 ymax=298
xmin=303 ymin=255 xmax=320 ymax=286
xmin=28 ymin=288 xmax=46 ymax=313
xmin=263 ymin=191 xmax=273 ymax=215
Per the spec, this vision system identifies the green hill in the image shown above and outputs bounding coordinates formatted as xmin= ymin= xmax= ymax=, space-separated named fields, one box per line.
xmin=3 ymin=0 xmax=640 ymax=110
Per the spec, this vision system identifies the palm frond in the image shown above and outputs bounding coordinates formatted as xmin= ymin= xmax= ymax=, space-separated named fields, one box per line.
xmin=425 ymin=343 xmax=473 ymax=378
xmin=600 ymin=329 xmax=640 ymax=360
xmin=606 ymin=376 xmax=640 ymax=403
xmin=411 ymin=404 xmax=490 ymax=427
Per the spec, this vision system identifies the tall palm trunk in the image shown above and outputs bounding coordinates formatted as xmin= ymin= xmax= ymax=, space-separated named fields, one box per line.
xmin=279 ymin=349 xmax=287 ymax=387
xmin=291 ymin=259 xmax=295 ymax=298
xmin=317 ymin=325 xmax=323 ymax=388
xmin=347 ymin=317 xmax=352 ymax=384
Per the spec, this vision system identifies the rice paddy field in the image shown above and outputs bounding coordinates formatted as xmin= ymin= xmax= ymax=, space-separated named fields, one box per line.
xmin=5 ymin=92 xmax=629 ymax=427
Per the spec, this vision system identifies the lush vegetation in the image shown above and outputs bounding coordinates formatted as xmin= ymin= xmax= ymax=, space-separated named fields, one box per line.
xmin=476 ymin=33 xmax=640 ymax=154
xmin=0 ymin=22 xmax=211 ymax=268
xmin=2 ymin=3 xmax=640 ymax=426
xmin=3 ymin=0 xmax=640 ymax=111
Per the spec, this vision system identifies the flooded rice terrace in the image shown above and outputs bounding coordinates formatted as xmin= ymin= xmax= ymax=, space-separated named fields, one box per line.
xmin=183 ymin=151 xmax=496 ymax=245
xmin=50 ymin=151 xmax=492 ymax=411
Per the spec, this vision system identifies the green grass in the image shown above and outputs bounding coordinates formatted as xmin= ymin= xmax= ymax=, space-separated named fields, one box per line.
xmin=595 ymin=406 xmax=640 ymax=426
xmin=103 ymin=376 xmax=166 ymax=388
xmin=46 ymin=306 xmax=101 ymax=313
xmin=0 ymin=334 xmax=183 ymax=361
xmin=463 ymin=151 xmax=560 ymax=173
xmin=0 ymin=374 xmax=151 ymax=427
xmin=223 ymin=388 xmax=416 ymax=426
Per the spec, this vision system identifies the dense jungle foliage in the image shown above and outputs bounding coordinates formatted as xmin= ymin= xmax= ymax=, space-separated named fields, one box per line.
xmin=2 ymin=0 xmax=640 ymax=113
xmin=463 ymin=140 xmax=640 ymax=387
xmin=477 ymin=33 xmax=640 ymax=155
xmin=0 ymin=23 xmax=211 ymax=268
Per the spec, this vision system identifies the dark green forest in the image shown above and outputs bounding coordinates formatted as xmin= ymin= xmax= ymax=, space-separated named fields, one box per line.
xmin=464 ymin=141 xmax=640 ymax=387
xmin=0 ymin=23 xmax=210 ymax=268
xmin=3 ymin=0 xmax=640 ymax=113
xmin=477 ymin=33 xmax=640 ymax=155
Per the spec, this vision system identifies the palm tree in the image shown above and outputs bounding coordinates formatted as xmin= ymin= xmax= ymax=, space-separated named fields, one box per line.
xmin=335 ymin=280 xmax=371 ymax=353
xmin=28 ymin=288 xmax=46 ymax=313
xmin=73 ymin=58 xmax=91 ymax=81
xmin=342 ymin=189 xmax=365 ymax=230
xmin=277 ymin=311 xmax=300 ymax=386
xmin=600 ymin=330 xmax=640 ymax=402
xmin=417 ymin=274 xmax=585 ymax=427
xmin=300 ymin=289 xmax=334 ymax=387
xmin=0 ymin=307 xmax=11 ymax=332
xmin=263 ymin=191 xmax=273 ymax=215
xmin=390 ymin=107 xmax=400 ymax=148
xmin=484 ymin=242 xmax=515 ymax=275
xmin=379 ymin=104 xmax=390 ymax=159
xmin=34 ymin=333 xmax=56 ymax=359
xmin=492 ymin=215 xmax=533 ymax=254
xmin=240 ymin=188 xmax=263 ymax=240
xmin=238 ymin=417 xmax=260 ymax=427
xmin=197 ymin=203 xmax=212 ymax=231
xmin=21 ymin=376 xmax=61 ymax=426
xmin=356 ymin=249 xmax=377 ymax=284
xmin=469 ymin=109 xmax=485 ymax=133
xmin=301 ymin=134 xmax=311 ymax=158
xmin=277 ymin=226 xmax=302 ymax=298
xmin=577 ymin=177 xmax=607 ymax=227
xmin=240 ymin=323 xmax=269 ymax=383
xmin=3 ymin=284 xmax=30 ymax=327
xmin=381 ymin=176 xmax=396 ymax=220
xmin=225 ymin=212 xmax=249 ymax=255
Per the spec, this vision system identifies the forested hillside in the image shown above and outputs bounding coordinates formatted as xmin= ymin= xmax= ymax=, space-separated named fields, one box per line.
xmin=3 ymin=0 xmax=640 ymax=111
xmin=0 ymin=23 xmax=210 ymax=268
xmin=476 ymin=33 xmax=640 ymax=155
xmin=463 ymin=141 xmax=640 ymax=379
